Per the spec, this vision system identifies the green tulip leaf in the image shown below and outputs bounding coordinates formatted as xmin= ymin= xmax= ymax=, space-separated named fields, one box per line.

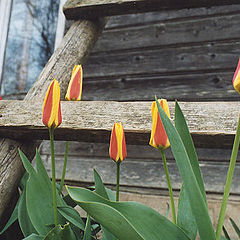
xmin=18 ymin=186 xmax=38 ymax=237
xmin=57 ymin=206 xmax=85 ymax=231
xmin=177 ymin=185 xmax=196 ymax=240
xmin=94 ymin=169 xmax=109 ymax=199
xmin=155 ymin=97 xmax=215 ymax=240
xmin=94 ymin=169 xmax=117 ymax=239
xmin=175 ymin=101 xmax=206 ymax=201
xmin=230 ymin=218 xmax=240 ymax=237
xmin=19 ymin=149 xmax=66 ymax=236
xmin=223 ymin=225 xmax=231 ymax=240
xmin=23 ymin=233 xmax=43 ymax=239
xmin=83 ymin=215 xmax=92 ymax=240
xmin=43 ymin=223 xmax=76 ymax=240
xmin=0 ymin=196 xmax=19 ymax=235
xmin=67 ymin=186 xmax=190 ymax=240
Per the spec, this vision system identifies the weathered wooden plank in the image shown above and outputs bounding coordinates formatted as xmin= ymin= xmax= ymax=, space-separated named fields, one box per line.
xmin=63 ymin=0 xmax=240 ymax=20
xmin=93 ymin=13 xmax=240 ymax=53
xmin=82 ymin=72 xmax=237 ymax=101
xmin=42 ymin=155 xmax=240 ymax=194
xmin=0 ymin=18 xmax=107 ymax=219
xmin=85 ymin=41 xmax=239 ymax=78
xmin=0 ymin=100 xmax=239 ymax=148
xmin=40 ymin=141 xmax=240 ymax=163
xmin=106 ymin=5 xmax=240 ymax=29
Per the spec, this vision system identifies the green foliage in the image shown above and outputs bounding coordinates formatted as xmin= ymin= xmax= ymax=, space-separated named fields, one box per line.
xmin=67 ymin=186 xmax=190 ymax=240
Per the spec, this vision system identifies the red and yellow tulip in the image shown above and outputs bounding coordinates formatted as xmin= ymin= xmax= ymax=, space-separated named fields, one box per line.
xmin=233 ymin=58 xmax=240 ymax=94
xmin=42 ymin=79 xmax=62 ymax=128
xmin=109 ymin=122 xmax=127 ymax=162
xmin=65 ymin=65 xmax=83 ymax=101
xmin=149 ymin=99 xmax=170 ymax=150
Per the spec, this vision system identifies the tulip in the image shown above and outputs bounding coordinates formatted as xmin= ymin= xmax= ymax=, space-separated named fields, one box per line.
xmin=109 ymin=122 xmax=127 ymax=162
xmin=149 ymin=98 xmax=176 ymax=223
xmin=149 ymin=99 xmax=170 ymax=150
xmin=233 ymin=58 xmax=240 ymax=94
xmin=42 ymin=79 xmax=62 ymax=226
xmin=109 ymin=122 xmax=127 ymax=201
xmin=65 ymin=65 xmax=83 ymax=101
xmin=42 ymin=79 xmax=62 ymax=129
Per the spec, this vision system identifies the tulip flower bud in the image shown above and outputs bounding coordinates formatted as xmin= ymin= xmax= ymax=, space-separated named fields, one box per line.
xmin=149 ymin=99 xmax=170 ymax=150
xmin=65 ymin=65 xmax=83 ymax=101
xmin=233 ymin=58 xmax=240 ymax=94
xmin=42 ymin=79 xmax=62 ymax=128
xmin=109 ymin=122 xmax=127 ymax=162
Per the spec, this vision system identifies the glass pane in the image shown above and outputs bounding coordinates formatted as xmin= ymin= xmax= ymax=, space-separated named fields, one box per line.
xmin=1 ymin=0 xmax=59 ymax=98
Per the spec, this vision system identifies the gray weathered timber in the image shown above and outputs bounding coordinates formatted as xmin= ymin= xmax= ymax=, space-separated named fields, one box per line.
xmin=93 ymin=13 xmax=240 ymax=53
xmin=82 ymin=72 xmax=237 ymax=101
xmin=0 ymin=100 xmax=238 ymax=148
xmin=63 ymin=0 xmax=240 ymax=20
xmin=0 ymin=19 xmax=107 ymax=219
xmin=105 ymin=5 xmax=240 ymax=29
xmin=40 ymin=141 xmax=240 ymax=163
xmin=85 ymin=41 xmax=239 ymax=78
xmin=42 ymin=155 xmax=240 ymax=194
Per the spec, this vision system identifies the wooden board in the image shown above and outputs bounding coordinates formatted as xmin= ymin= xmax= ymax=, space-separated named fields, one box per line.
xmin=82 ymin=72 xmax=237 ymax=101
xmin=63 ymin=0 xmax=240 ymax=20
xmin=40 ymin=141 xmax=240 ymax=163
xmin=42 ymin=154 xmax=240 ymax=194
xmin=93 ymin=13 xmax=240 ymax=53
xmin=0 ymin=100 xmax=239 ymax=148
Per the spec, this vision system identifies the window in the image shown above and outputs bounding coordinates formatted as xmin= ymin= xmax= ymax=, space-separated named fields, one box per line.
xmin=0 ymin=0 xmax=66 ymax=99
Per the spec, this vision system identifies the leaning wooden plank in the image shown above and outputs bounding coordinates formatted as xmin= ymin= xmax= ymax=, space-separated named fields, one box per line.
xmin=0 ymin=100 xmax=238 ymax=148
xmin=0 ymin=18 xmax=107 ymax=219
xmin=63 ymin=0 xmax=240 ymax=20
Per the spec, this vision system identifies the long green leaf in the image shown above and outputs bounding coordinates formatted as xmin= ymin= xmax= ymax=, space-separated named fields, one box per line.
xmin=0 ymin=196 xmax=19 ymax=235
xmin=67 ymin=186 xmax=190 ymax=240
xmin=18 ymin=186 xmax=38 ymax=237
xmin=177 ymin=185 xmax=197 ymax=240
xmin=19 ymin=149 xmax=66 ymax=236
xmin=83 ymin=215 xmax=92 ymax=240
xmin=94 ymin=169 xmax=117 ymax=240
xmin=155 ymin=98 xmax=215 ymax=240
xmin=230 ymin=218 xmax=240 ymax=237
xmin=175 ymin=101 xmax=206 ymax=201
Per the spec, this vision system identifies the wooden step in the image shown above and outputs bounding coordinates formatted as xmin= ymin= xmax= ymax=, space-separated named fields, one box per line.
xmin=63 ymin=0 xmax=240 ymax=20
xmin=0 ymin=100 xmax=239 ymax=148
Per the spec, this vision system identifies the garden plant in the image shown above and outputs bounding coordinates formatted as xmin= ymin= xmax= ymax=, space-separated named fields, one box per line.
xmin=1 ymin=59 xmax=240 ymax=239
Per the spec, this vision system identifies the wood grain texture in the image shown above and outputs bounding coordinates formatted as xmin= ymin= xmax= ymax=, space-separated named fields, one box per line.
xmin=82 ymin=72 xmax=237 ymax=101
xmin=0 ymin=100 xmax=239 ymax=148
xmin=40 ymin=141 xmax=240 ymax=163
xmin=63 ymin=0 xmax=240 ymax=20
xmin=93 ymin=13 xmax=240 ymax=53
xmin=42 ymin=154 xmax=240 ymax=194
xmin=0 ymin=19 xmax=107 ymax=219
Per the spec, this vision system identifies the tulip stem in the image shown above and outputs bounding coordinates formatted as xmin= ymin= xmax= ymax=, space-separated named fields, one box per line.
xmin=49 ymin=127 xmax=58 ymax=227
xmin=216 ymin=113 xmax=240 ymax=240
xmin=116 ymin=161 xmax=120 ymax=201
xmin=161 ymin=150 xmax=176 ymax=224
xmin=59 ymin=141 xmax=69 ymax=194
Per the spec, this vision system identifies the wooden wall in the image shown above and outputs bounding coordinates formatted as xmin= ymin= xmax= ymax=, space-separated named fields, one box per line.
xmin=40 ymin=5 xmax=240 ymax=238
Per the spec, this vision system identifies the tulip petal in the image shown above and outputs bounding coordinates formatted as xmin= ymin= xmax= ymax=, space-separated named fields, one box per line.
xmin=149 ymin=99 xmax=170 ymax=150
xmin=233 ymin=58 xmax=240 ymax=94
xmin=109 ymin=124 xmax=119 ymax=161
xmin=65 ymin=65 xmax=83 ymax=101
xmin=42 ymin=79 xmax=62 ymax=128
